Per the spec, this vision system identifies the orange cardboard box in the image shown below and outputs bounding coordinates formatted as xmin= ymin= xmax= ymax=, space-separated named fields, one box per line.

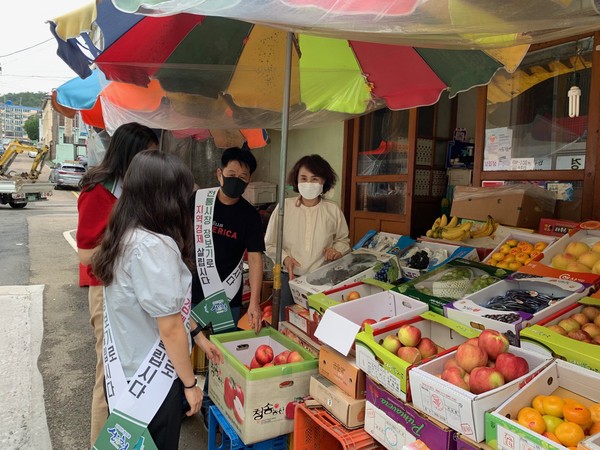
xmin=318 ymin=345 xmax=366 ymax=399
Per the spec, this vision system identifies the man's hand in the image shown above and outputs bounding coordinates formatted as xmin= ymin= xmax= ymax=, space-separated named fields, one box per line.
xmin=284 ymin=256 xmax=301 ymax=280
xmin=323 ymin=247 xmax=342 ymax=261
xmin=246 ymin=301 xmax=262 ymax=334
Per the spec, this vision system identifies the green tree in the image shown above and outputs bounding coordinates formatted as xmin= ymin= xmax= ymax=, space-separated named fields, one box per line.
xmin=24 ymin=115 xmax=40 ymax=141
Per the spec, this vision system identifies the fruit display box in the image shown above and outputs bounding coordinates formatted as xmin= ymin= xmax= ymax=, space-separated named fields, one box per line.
xmin=398 ymin=241 xmax=479 ymax=280
xmin=318 ymin=344 xmax=367 ymax=399
xmin=394 ymin=258 xmax=513 ymax=315
xmin=309 ymin=374 xmax=366 ymax=428
xmin=278 ymin=321 xmax=320 ymax=358
xmin=289 ymin=248 xmax=401 ymax=309
xmin=519 ymin=297 xmax=600 ymax=373
xmin=444 ymin=274 xmax=589 ymax=346
xmin=518 ymin=229 xmax=600 ymax=288
xmin=355 ymin=311 xmax=480 ymax=402
xmin=314 ymin=290 xmax=429 ymax=356
xmin=353 ymin=230 xmax=415 ymax=259
xmin=482 ymin=230 xmax=557 ymax=270
xmin=485 ymin=359 xmax=600 ymax=450
xmin=409 ymin=344 xmax=553 ymax=442
xmin=364 ymin=377 xmax=458 ymax=450
xmin=208 ymin=327 xmax=318 ymax=445
xmin=285 ymin=304 xmax=320 ymax=342
xmin=307 ymin=279 xmax=394 ymax=321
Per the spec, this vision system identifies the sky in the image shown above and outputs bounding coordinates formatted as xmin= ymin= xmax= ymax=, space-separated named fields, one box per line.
xmin=0 ymin=0 xmax=93 ymax=96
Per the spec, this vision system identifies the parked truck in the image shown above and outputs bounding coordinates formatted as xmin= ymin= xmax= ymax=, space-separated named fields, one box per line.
xmin=0 ymin=140 xmax=55 ymax=209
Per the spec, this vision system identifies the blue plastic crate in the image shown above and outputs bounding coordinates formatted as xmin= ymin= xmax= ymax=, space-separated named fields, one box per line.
xmin=208 ymin=405 xmax=288 ymax=450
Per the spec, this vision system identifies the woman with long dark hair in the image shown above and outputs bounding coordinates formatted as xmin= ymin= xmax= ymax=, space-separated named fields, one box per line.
xmin=92 ymin=150 xmax=222 ymax=449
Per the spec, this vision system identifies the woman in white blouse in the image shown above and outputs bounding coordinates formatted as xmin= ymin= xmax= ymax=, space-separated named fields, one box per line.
xmin=265 ymin=154 xmax=351 ymax=321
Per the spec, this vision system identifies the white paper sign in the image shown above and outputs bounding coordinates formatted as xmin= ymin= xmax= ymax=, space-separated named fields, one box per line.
xmin=510 ymin=158 xmax=535 ymax=171
xmin=484 ymin=127 xmax=513 ymax=171
xmin=556 ymin=154 xmax=585 ymax=170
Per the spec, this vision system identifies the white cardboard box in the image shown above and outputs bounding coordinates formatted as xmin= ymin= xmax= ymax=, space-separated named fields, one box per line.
xmin=315 ymin=290 xmax=428 ymax=356
xmin=409 ymin=345 xmax=553 ymax=442
xmin=486 ymin=359 xmax=600 ymax=449
xmin=242 ymin=181 xmax=277 ymax=205
xmin=398 ymin=241 xmax=479 ymax=280
xmin=444 ymin=274 xmax=589 ymax=346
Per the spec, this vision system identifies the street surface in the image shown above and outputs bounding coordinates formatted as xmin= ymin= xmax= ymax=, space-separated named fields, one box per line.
xmin=0 ymin=154 xmax=208 ymax=449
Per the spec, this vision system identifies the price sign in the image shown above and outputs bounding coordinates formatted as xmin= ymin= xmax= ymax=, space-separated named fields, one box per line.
xmin=510 ymin=158 xmax=535 ymax=171
xmin=556 ymin=155 xmax=585 ymax=170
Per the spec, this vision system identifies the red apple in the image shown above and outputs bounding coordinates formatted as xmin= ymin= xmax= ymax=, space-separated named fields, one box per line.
xmin=287 ymin=350 xmax=304 ymax=363
xmin=546 ymin=325 xmax=567 ymax=336
xmin=285 ymin=400 xmax=297 ymax=420
xmin=417 ymin=337 xmax=438 ymax=359
xmin=582 ymin=323 xmax=600 ymax=338
xmin=397 ymin=324 xmax=422 ymax=347
xmin=468 ymin=367 xmax=505 ymax=394
xmin=224 ymin=377 xmax=235 ymax=409
xmin=443 ymin=358 xmax=464 ymax=375
xmin=466 ymin=337 xmax=480 ymax=346
xmin=255 ymin=344 xmax=274 ymax=365
xmin=250 ymin=357 xmax=262 ymax=369
xmin=396 ymin=346 xmax=422 ymax=364
xmin=441 ymin=367 xmax=470 ymax=391
xmin=567 ymin=329 xmax=592 ymax=342
xmin=478 ymin=329 xmax=509 ymax=360
xmin=455 ymin=343 xmax=488 ymax=373
xmin=361 ymin=318 xmax=377 ymax=330
xmin=381 ymin=335 xmax=401 ymax=354
xmin=495 ymin=352 xmax=529 ymax=382
xmin=273 ymin=350 xmax=291 ymax=365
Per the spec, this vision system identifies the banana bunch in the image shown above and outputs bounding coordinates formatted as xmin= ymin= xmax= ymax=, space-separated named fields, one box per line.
xmin=425 ymin=214 xmax=472 ymax=241
xmin=469 ymin=215 xmax=499 ymax=239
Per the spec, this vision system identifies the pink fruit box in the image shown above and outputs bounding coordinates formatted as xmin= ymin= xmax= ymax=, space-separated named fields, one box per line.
xmin=485 ymin=359 xmax=600 ymax=450
xmin=444 ymin=272 xmax=591 ymax=347
xmin=408 ymin=344 xmax=553 ymax=443
xmin=314 ymin=289 xmax=429 ymax=357
xmin=518 ymin=229 xmax=600 ymax=288
xmin=208 ymin=327 xmax=318 ymax=445
xmin=354 ymin=311 xmax=480 ymax=403
xmin=519 ymin=296 xmax=600 ymax=374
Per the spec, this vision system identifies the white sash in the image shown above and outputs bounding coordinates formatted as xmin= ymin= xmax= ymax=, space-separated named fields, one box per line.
xmin=101 ymin=289 xmax=192 ymax=423
xmin=194 ymin=188 xmax=243 ymax=300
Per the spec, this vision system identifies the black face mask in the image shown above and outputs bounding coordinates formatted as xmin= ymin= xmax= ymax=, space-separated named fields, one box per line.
xmin=221 ymin=176 xmax=248 ymax=199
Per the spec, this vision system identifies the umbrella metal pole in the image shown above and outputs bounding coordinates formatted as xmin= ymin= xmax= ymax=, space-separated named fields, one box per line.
xmin=272 ymin=31 xmax=294 ymax=331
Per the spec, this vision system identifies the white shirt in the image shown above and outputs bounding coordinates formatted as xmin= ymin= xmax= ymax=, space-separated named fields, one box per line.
xmin=104 ymin=228 xmax=192 ymax=379
xmin=264 ymin=196 xmax=351 ymax=276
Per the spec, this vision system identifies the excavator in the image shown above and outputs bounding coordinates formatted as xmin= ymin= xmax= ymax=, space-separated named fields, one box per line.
xmin=0 ymin=140 xmax=55 ymax=209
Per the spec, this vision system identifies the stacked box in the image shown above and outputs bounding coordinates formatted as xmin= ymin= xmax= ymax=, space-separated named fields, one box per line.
xmin=309 ymin=374 xmax=366 ymax=429
xmin=285 ymin=304 xmax=319 ymax=342
xmin=278 ymin=321 xmax=320 ymax=358
xmin=319 ymin=345 xmax=367 ymax=399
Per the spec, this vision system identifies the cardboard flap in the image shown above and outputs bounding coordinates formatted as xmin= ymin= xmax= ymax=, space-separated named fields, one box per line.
xmin=315 ymin=309 xmax=361 ymax=356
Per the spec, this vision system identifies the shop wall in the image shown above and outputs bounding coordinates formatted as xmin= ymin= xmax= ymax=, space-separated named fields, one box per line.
xmin=252 ymin=122 xmax=345 ymax=206
xmin=456 ymin=89 xmax=477 ymax=143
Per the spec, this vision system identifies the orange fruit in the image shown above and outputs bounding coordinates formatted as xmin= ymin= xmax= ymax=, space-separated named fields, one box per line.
xmin=590 ymin=403 xmax=600 ymax=422
xmin=554 ymin=421 xmax=585 ymax=447
xmin=491 ymin=252 xmax=505 ymax=261
xmin=542 ymin=431 xmax=561 ymax=444
xmin=487 ymin=259 xmax=498 ymax=267
xmin=563 ymin=403 xmax=592 ymax=426
xmin=589 ymin=421 xmax=600 ymax=435
xmin=532 ymin=395 xmax=547 ymax=414
xmin=517 ymin=407 xmax=546 ymax=434
xmin=509 ymin=247 xmax=521 ymax=256
xmin=542 ymin=395 xmax=565 ymax=418
xmin=503 ymin=254 xmax=516 ymax=263
xmin=562 ymin=398 xmax=581 ymax=407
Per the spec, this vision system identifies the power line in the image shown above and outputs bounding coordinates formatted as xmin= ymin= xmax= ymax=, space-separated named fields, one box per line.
xmin=0 ymin=38 xmax=54 ymax=59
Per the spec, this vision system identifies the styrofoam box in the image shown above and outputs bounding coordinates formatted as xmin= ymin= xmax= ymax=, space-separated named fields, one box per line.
xmin=314 ymin=290 xmax=428 ymax=356
xmin=409 ymin=345 xmax=553 ymax=442
xmin=444 ymin=274 xmax=589 ymax=346
xmin=242 ymin=181 xmax=276 ymax=205
xmin=289 ymin=249 xmax=397 ymax=309
xmin=486 ymin=359 xmax=600 ymax=450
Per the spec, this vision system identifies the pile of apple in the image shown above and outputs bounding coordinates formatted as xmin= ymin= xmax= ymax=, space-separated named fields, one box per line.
xmin=380 ymin=324 xmax=440 ymax=364
xmin=260 ymin=303 xmax=273 ymax=322
xmin=247 ymin=344 xmax=303 ymax=369
xmin=551 ymin=240 xmax=600 ymax=274
xmin=487 ymin=238 xmax=548 ymax=270
xmin=439 ymin=329 xmax=529 ymax=394
xmin=545 ymin=305 xmax=600 ymax=344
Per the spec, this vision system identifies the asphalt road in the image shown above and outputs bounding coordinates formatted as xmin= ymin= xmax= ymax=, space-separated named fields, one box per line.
xmin=0 ymin=155 xmax=208 ymax=449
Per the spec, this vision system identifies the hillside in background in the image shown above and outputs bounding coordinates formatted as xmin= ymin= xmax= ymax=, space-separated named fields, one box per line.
xmin=1 ymin=92 xmax=47 ymax=108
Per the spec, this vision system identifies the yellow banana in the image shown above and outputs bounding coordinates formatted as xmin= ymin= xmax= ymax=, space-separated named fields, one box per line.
xmin=458 ymin=221 xmax=472 ymax=232
xmin=447 ymin=215 xmax=459 ymax=228
xmin=439 ymin=214 xmax=448 ymax=227
xmin=426 ymin=229 xmax=433 ymax=237
xmin=470 ymin=216 xmax=494 ymax=238
xmin=441 ymin=227 xmax=467 ymax=241
xmin=432 ymin=216 xmax=442 ymax=229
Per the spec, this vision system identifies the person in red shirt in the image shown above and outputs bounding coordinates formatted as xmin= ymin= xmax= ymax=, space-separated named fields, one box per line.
xmin=76 ymin=122 xmax=159 ymax=446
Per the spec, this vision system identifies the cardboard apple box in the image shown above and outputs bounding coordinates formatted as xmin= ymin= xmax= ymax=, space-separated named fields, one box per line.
xmin=309 ymin=374 xmax=366 ymax=428
xmin=485 ymin=359 xmax=600 ymax=450
xmin=285 ymin=304 xmax=320 ymax=342
xmin=456 ymin=434 xmax=495 ymax=450
xmin=409 ymin=345 xmax=553 ymax=442
xmin=278 ymin=321 xmax=320 ymax=358
xmin=518 ymin=229 xmax=600 ymax=288
xmin=315 ymin=290 xmax=428 ymax=356
xmin=444 ymin=273 xmax=590 ymax=346
xmin=482 ymin=230 xmax=557 ymax=266
xmin=398 ymin=240 xmax=479 ymax=280
xmin=318 ymin=344 xmax=366 ymax=399
xmin=519 ymin=296 xmax=600 ymax=373
xmin=307 ymin=279 xmax=393 ymax=321
xmin=364 ymin=377 xmax=458 ymax=450
xmin=289 ymin=249 xmax=401 ymax=309
xmin=355 ymin=311 xmax=480 ymax=402
xmin=208 ymin=328 xmax=317 ymax=444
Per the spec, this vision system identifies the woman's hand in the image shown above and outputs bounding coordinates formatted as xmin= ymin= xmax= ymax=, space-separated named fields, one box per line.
xmin=195 ymin=333 xmax=224 ymax=365
xmin=284 ymin=256 xmax=301 ymax=280
xmin=323 ymin=247 xmax=342 ymax=261
xmin=183 ymin=384 xmax=203 ymax=416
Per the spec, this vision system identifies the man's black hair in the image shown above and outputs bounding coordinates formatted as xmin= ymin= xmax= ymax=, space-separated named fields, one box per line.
xmin=221 ymin=146 xmax=257 ymax=174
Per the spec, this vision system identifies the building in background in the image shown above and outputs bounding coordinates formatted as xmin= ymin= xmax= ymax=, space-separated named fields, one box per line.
xmin=0 ymin=101 xmax=41 ymax=143
xmin=40 ymin=95 xmax=87 ymax=163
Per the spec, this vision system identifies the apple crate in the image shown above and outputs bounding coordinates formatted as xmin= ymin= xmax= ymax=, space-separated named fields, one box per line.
xmin=485 ymin=359 xmax=600 ymax=450
xmin=409 ymin=344 xmax=553 ymax=442
xmin=208 ymin=328 xmax=318 ymax=445
xmin=314 ymin=290 xmax=428 ymax=356
xmin=394 ymin=258 xmax=513 ymax=315
xmin=519 ymin=296 xmax=600 ymax=373
xmin=444 ymin=272 xmax=590 ymax=346
xmin=293 ymin=403 xmax=383 ymax=450
xmin=355 ymin=311 xmax=479 ymax=402
xmin=519 ymin=229 xmax=600 ymax=288
xmin=398 ymin=240 xmax=479 ymax=280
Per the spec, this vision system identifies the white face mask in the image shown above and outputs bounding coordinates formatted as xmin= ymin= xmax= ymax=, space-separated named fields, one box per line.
xmin=298 ymin=182 xmax=323 ymax=200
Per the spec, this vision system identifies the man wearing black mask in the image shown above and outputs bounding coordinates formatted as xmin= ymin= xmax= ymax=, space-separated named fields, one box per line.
xmin=189 ymin=146 xmax=264 ymax=426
